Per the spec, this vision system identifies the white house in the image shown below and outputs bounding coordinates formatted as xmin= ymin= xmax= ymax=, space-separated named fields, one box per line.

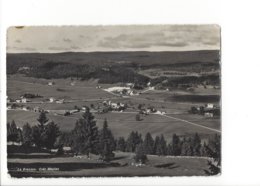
xmin=81 ymin=106 xmax=88 ymax=112
xmin=111 ymin=103 xmax=118 ymax=109
xmin=48 ymin=82 xmax=54 ymax=86
xmin=56 ymin=99 xmax=64 ymax=104
xmin=119 ymin=103 xmax=125 ymax=107
xmin=126 ymin=83 xmax=134 ymax=87
xmin=15 ymin=99 xmax=21 ymax=103
xmin=49 ymin=97 xmax=55 ymax=103
xmin=63 ymin=146 xmax=72 ymax=152
xmin=34 ymin=106 xmax=40 ymax=112
xmin=22 ymin=106 xmax=28 ymax=111
xmin=206 ymin=103 xmax=214 ymax=109
xmin=204 ymin=112 xmax=214 ymax=117
xmin=21 ymin=98 xmax=28 ymax=103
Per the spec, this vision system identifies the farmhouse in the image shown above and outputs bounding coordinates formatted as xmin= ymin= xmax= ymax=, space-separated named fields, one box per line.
xmin=155 ymin=110 xmax=166 ymax=115
xmin=22 ymin=106 xmax=29 ymax=111
xmin=81 ymin=106 xmax=89 ymax=112
xmin=56 ymin=99 xmax=64 ymax=104
xmin=48 ymin=82 xmax=55 ymax=86
xmin=49 ymin=97 xmax=55 ymax=103
xmin=204 ymin=112 xmax=214 ymax=118
xmin=111 ymin=103 xmax=118 ymax=109
xmin=205 ymin=103 xmax=214 ymax=109
xmin=21 ymin=98 xmax=29 ymax=103
xmin=7 ymin=104 xmax=12 ymax=110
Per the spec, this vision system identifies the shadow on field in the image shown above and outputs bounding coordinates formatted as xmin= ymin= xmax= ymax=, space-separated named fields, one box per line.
xmin=112 ymin=156 xmax=127 ymax=161
xmin=154 ymin=162 xmax=180 ymax=169
xmin=8 ymin=154 xmax=72 ymax=159
xmin=7 ymin=145 xmax=50 ymax=154
xmin=8 ymin=161 xmax=121 ymax=172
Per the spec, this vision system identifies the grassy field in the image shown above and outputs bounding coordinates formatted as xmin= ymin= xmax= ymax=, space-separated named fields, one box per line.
xmin=7 ymin=75 xmax=220 ymax=141
xmin=8 ymin=150 xmax=210 ymax=177
xmin=8 ymin=110 xmax=220 ymax=141
xmin=7 ymin=77 xmax=114 ymax=100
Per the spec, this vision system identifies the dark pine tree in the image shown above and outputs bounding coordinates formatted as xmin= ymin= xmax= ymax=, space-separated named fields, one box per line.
xmin=32 ymin=112 xmax=60 ymax=149
xmin=32 ymin=125 xmax=42 ymax=147
xmin=159 ymin=134 xmax=167 ymax=156
xmin=32 ymin=112 xmax=49 ymax=147
xmin=153 ymin=135 xmax=160 ymax=155
xmin=181 ymin=137 xmax=193 ymax=156
xmin=22 ymin=123 xmax=33 ymax=147
xmin=204 ymin=134 xmax=221 ymax=175
xmin=172 ymin=134 xmax=181 ymax=156
xmin=116 ymin=137 xmax=126 ymax=152
xmin=143 ymin=132 xmax=154 ymax=155
xmin=71 ymin=110 xmax=99 ymax=157
xmin=42 ymin=121 xmax=60 ymax=149
xmin=7 ymin=121 xmax=19 ymax=143
xmin=192 ymin=133 xmax=201 ymax=156
xmin=167 ymin=143 xmax=173 ymax=155
xmin=126 ymin=131 xmax=142 ymax=152
xmin=134 ymin=143 xmax=148 ymax=164
xmin=7 ymin=122 xmax=11 ymax=141
xmin=98 ymin=119 xmax=115 ymax=162
xmin=37 ymin=112 xmax=49 ymax=131
xmin=17 ymin=128 xmax=23 ymax=143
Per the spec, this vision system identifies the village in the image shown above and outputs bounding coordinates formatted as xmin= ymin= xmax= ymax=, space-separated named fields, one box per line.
xmin=7 ymin=84 xmax=219 ymax=120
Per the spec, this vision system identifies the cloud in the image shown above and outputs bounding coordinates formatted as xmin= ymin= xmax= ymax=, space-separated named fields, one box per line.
xmin=63 ymin=38 xmax=71 ymax=43
xmin=98 ymin=32 xmax=188 ymax=49
xmin=15 ymin=39 xmax=22 ymax=43
xmin=70 ymin=45 xmax=80 ymax=49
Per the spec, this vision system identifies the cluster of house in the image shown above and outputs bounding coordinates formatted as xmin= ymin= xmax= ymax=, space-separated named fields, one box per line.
xmin=49 ymin=97 xmax=65 ymax=104
xmin=190 ymin=103 xmax=220 ymax=118
xmin=104 ymin=86 xmax=140 ymax=97
xmin=139 ymin=106 xmax=166 ymax=115
xmin=9 ymin=96 xmax=31 ymax=103
xmin=7 ymin=103 xmax=31 ymax=111
xmin=102 ymin=100 xmax=126 ymax=110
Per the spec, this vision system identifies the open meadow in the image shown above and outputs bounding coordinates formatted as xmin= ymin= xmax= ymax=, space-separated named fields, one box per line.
xmin=7 ymin=75 xmax=220 ymax=142
xmin=8 ymin=150 xmax=210 ymax=177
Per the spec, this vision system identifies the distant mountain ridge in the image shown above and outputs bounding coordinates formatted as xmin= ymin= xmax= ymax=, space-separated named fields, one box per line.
xmin=7 ymin=50 xmax=220 ymax=66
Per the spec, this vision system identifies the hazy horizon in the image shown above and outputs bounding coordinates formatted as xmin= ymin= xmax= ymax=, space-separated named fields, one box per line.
xmin=7 ymin=49 xmax=220 ymax=54
xmin=7 ymin=25 xmax=220 ymax=53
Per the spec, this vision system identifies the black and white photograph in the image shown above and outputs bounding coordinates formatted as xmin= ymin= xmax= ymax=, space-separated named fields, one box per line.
xmin=6 ymin=25 xmax=221 ymax=177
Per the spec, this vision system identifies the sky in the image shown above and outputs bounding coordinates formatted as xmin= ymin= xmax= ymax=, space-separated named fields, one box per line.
xmin=7 ymin=25 xmax=220 ymax=53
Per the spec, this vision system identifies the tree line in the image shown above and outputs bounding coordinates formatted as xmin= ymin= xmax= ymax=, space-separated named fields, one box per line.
xmin=7 ymin=109 xmax=220 ymax=174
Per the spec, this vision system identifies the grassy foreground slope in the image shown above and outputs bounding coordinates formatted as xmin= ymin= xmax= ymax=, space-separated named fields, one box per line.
xmin=8 ymin=151 xmax=210 ymax=177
